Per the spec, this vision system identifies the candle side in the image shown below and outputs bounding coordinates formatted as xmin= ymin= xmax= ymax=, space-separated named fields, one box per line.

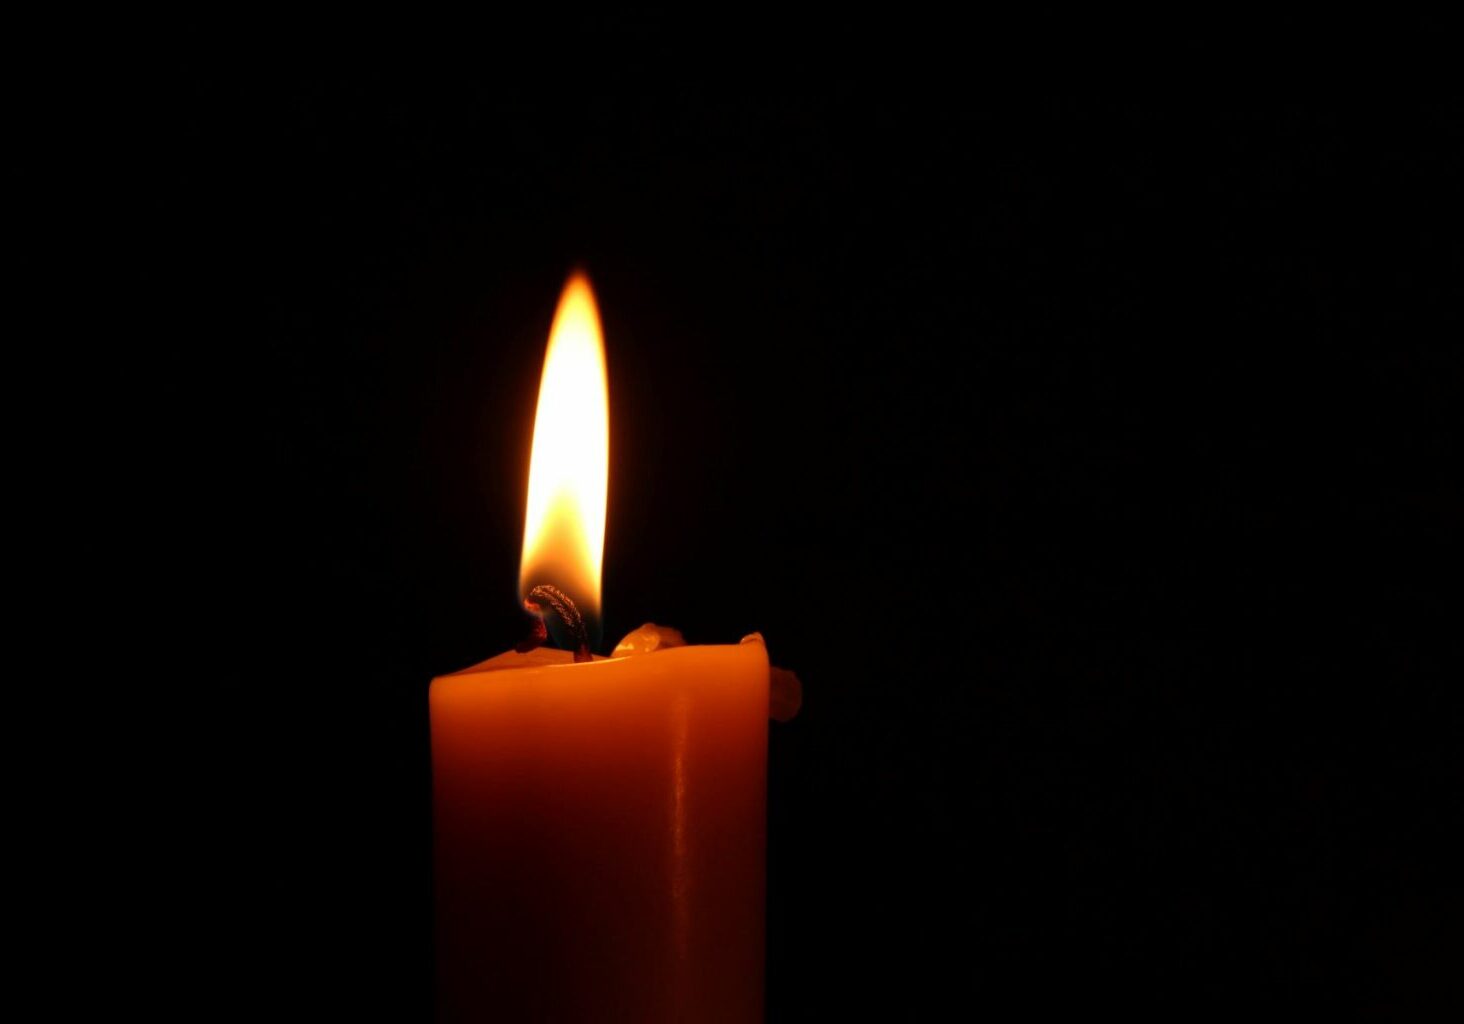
xmin=431 ymin=642 xmax=769 ymax=1022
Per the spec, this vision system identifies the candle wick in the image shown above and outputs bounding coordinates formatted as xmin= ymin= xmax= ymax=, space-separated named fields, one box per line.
xmin=517 ymin=584 xmax=593 ymax=662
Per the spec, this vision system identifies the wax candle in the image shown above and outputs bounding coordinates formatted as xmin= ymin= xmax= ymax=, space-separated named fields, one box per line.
xmin=431 ymin=274 xmax=778 ymax=1021
xmin=432 ymin=637 xmax=769 ymax=1021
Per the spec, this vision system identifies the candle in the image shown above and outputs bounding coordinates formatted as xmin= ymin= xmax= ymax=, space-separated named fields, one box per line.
xmin=431 ymin=274 xmax=778 ymax=1022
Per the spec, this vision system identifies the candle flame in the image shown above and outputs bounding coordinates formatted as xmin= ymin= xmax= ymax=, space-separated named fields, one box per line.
xmin=519 ymin=271 xmax=609 ymax=620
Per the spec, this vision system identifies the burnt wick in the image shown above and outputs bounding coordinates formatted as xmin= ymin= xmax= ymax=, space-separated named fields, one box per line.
xmin=517 ymin=584 xmax=593 ymax=662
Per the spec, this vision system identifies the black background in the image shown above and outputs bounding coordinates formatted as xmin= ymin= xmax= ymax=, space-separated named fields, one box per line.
xmin=154 ymin=51 xmax=1457 ymax=1018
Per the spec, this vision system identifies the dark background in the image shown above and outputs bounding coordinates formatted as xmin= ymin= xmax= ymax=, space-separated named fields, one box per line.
xmin=154 ymin=53 xmax=1457 ymax=1017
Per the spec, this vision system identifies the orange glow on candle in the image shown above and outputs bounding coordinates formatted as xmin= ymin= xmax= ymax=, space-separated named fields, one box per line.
xmin=519 ymin=271 xmax=609 ymax=618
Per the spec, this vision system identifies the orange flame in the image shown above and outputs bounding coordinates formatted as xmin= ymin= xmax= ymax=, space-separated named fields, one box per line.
xmin=519 ymin=272 xmax=609 ymax=618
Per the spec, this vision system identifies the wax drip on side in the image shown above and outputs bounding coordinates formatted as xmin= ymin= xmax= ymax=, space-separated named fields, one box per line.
xmin=517 ymin=583 xmax=593 ymax=662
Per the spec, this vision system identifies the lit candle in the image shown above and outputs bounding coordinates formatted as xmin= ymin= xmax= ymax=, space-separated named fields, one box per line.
xmin=431 ymin=273 xmax=790 ymax=1021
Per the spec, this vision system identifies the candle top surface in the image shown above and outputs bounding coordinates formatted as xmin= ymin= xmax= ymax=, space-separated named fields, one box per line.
xmin=442 ymin=647 xmax=608 ymax=677
xmin=440 ymin=637 xmax=764 ymax=679
xmin=433 ymin=633 xmax=795 ymax=720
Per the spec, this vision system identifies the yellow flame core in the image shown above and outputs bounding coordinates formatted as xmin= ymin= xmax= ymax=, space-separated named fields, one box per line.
xmin=519 ymin=272 xmax=609 ymax=617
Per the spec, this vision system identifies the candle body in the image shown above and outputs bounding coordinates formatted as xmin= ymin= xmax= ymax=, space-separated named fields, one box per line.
xmin=431 ymin=640 xmax=769 ymax=1022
